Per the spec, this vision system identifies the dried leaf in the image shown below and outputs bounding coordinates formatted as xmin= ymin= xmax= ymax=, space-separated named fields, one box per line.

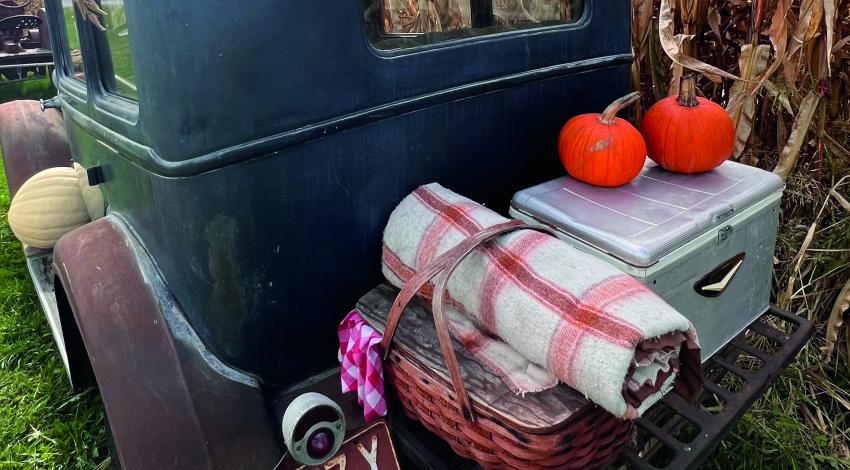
xmin=631 ymin=0 xmax=654 ymax=95
xmin=785 ymin=0 xmax=822 ymax=82
xmin=833 ymin=34 xmax=850 ymax=53
xmin=822 ymin=279 xmax=850 ymax=363
xmin=754 ymin=0 xmax=791 ymax=91
xmin=846 ymin=326 xmax=850 ymax=374
xmin=830 ymin=188 xmax=850 ymax=212
xmin=824 ymin=132 xmax=850 ymax=160
xmin=707 ymin=4 xmax=722 ymax=43
xmin=823 ymin=0 xmax=836 ymax=75
xmin=776 ymin=112 xmax=788 ymax=151
xmin=805 ymin=0 xmax=825 ymax=43
xmin=813 ymin=34 xmax=831 ymax=81
xmin=763 ymin=80 xmax=794 ymax=114
xmin=780 ymin=220 xmax=816 ymax=309
xmin=632 ymin=0 xmax=653 ymax=61
xmin=728 ymin=44 xmax=770 ymax=157
xmin=659 ymin=0 xmax=741 ymax=82
xmin=74 ymin=0 xmax=106 ymax=31
xmin=773 ymin=91 xmax=821 ymax=179
xmin=782 ymin=175 xmax=849 ymax=310
xmin=791 ymin=0 xmax=822 ymax=51
xmin=648 ymin=17 xmax=668 ymax=102
xmin=669 ymin=63 xmax=684 ymax=96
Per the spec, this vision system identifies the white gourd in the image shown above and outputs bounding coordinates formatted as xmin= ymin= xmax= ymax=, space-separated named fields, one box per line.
xmin=8 ymin=167 xmax=91 ymax=249
xmin=74 ymin=163 xmax=105 ymax=221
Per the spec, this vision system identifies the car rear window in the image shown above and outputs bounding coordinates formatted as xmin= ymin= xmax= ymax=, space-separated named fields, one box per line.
xmin=98 ymin=0 xmax=137 ymax=100
xmin=61 ymin=0 xmax=86 ymax=81
xmin=364 ymin=0 xmax=584 ymax=50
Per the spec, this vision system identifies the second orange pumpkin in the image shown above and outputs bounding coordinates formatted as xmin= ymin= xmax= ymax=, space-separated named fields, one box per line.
xmin=558 ymin=92 xmax=646 ymax=187
xmin=641 ymin=74 xmax=735 ymax=174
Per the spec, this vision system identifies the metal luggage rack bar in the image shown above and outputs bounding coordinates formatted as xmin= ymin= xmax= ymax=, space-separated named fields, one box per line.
xmin=0 ymin=61 xmax=51 ymax=69
xmin=618 ymin=306 xmax=813 ymax=470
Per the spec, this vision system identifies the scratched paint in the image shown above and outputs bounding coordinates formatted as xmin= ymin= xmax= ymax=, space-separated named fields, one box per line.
xmin=205 ymin=214 xmax=253 ymax=358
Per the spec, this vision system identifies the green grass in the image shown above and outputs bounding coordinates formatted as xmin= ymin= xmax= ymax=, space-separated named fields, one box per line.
xmin=0 ymin=87 xmax=107 ymax=468
xmin=62 ymin=6 xmax=81 ymax=51
xmin=101 ymin=4 xmax=136 ymax=99
xmin=63 ymin=5 xmax=136 ymax=99
xmin=705 ymin=349 xmax=850 ymax=469
xmin=0 ymin=21 xmax=848 ymax=467
xmin=0 ymin=79 xmax=54 ymax=105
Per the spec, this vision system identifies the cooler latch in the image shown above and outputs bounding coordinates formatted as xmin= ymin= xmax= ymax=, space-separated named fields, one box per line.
xmin=717 ymin=225 xmax=733 ymax=243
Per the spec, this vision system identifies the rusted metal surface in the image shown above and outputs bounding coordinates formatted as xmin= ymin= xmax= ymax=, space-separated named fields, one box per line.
xmin=35 ymin=7 xmax=47 ymax=48
xmin=0 ymin=0 xmax=29 ymax=17
xmin=53 ymin=215 xmax=281 ymax=470
xmin=0 ymin=5 xmax=52 ymax=71
xmin=0 ymin=100 xmax=69 ymax=197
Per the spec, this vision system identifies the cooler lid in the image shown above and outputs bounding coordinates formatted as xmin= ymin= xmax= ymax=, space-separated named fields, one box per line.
xmin=510 ymin=160 xmax=784 ymax=267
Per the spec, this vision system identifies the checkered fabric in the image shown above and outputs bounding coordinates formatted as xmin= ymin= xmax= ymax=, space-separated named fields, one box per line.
xmin=381 ymin=183 xmax=702 ymax=419
xmin=338 ymin=310 xmax=386 ymax=421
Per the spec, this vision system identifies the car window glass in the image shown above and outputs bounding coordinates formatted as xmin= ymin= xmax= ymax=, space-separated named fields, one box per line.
xmin=61 ymin=0 xmax=85 ymax=80
xmin=365 ymin=0 xmax=583 ymax=50
xmin=99 ymin=0 xmax=137 ymax=100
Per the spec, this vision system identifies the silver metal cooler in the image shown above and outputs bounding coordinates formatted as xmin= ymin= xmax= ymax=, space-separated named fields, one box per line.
xmin=510 ymin=161 xmax=784 ymax=360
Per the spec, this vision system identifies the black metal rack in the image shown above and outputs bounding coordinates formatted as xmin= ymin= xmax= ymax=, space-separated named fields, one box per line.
xmin=619 ymin=306 xmax=812 ymax=469
xmin=389 ymin=306 xmax=813 ymax=469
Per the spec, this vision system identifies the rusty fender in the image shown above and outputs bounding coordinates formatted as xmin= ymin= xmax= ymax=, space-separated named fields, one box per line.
xmin=53 ymin=215 xmax=280 ymax=469
xmin=0 ymin=100 xmax=71 ymax=197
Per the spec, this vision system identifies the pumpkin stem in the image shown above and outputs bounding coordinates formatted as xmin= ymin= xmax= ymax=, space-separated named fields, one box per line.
xmin=677 ymin=73 xmax=699 ymax=107
xmin=598 ymin=91 xmax=642 ymax=125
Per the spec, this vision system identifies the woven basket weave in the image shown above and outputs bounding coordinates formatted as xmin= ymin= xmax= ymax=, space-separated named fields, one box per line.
xmin=386 ymin=347 xmax=634 ymax=469
xmin=364 ymin=221 xmax=634 ymax=469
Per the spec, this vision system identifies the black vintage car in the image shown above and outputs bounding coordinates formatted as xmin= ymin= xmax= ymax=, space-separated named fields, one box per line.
xmin=0 ymin=0 xmax=811 ymax=469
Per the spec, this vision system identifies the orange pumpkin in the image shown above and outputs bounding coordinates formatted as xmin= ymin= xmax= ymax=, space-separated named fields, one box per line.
xmin=558 ymin=92 xmax=646 ymax=187
xmin=641 ymin=74 xmax=735 ymax=174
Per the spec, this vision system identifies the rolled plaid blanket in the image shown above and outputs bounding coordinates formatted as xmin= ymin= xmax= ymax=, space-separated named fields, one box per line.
xmin=382 ymin=183 xmax=701 ymax=419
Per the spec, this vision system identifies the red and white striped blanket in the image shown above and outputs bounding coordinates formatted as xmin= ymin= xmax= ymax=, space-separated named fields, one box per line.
xmin=381 ymin=183 xmax=701 ymax=419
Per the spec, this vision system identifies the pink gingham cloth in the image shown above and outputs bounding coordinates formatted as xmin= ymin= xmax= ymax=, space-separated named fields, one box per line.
xmin=338 ymin=310 xmax=386 ymax=421
xmin=381 ymin=183 xmax=702 ymax=419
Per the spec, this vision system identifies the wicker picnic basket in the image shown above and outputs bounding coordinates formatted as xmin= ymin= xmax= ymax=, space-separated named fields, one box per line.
xmin=357 ymin=221 xmax=634 ymax=469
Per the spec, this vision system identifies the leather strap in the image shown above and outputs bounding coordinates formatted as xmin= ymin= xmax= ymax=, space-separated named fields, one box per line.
xmin=430 ymin=224 xmax=557 ymax=422
xmin=382 ymin=219 xmax=557 ymax=422
xmin=380 ymin=220 xmax=524 ymax=357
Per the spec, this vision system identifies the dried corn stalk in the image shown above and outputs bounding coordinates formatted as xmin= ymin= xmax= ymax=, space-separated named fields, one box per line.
xmin=823 ymin=279 xmax=850 ymax=364
xmin=384 ymin=0 xmax=472 ymax=33
xmin=773 ymin=91 xmax=820 ymax=179
xmin=727 ymin=44 xmax=770 ymax=158
xmin=658 ymin=0 xmax=740 ymax=82
xmin=633 ymin=0 xmax=848 ymax=170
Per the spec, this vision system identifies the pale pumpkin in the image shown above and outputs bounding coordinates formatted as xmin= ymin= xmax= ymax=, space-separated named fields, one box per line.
xmin=74 ymin=163 xmax=105 ymax=221
xmin=8 ymin=167 xmax=90 ymax=249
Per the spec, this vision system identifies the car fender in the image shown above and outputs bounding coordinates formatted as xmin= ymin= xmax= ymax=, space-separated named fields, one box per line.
xmin=53 ymin=215 xmax=280 ymax=469
xmin=0 ymin=100 xmax=71 ymax=197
